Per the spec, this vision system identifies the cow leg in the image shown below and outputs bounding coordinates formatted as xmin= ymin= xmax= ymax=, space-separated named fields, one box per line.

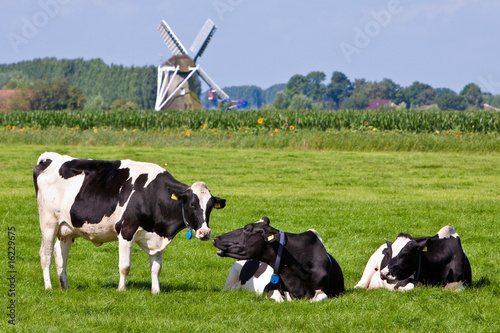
xmin=118 ymin=236 xmax=134 ymax=291
xmin=53 ymin=237 xmax=73 ymax=289
xmin=149 ymin=251 xmax=163 ymax=294
xmin=311 ymin=290 xmax=328 ymax=302
xmin=354 ymin=244 xmax=386 ymax=289
xmin=39 ymin=225 xmax=58 ymax=290
xmin=223 ymin=261 xmax=245 ymax=291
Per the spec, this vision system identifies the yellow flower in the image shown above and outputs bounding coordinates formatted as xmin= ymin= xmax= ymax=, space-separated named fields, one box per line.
xmin=436 ymin=130 xmax=440 ymax=134
xmin=93 ymin=128 xmax=98 ymax=133
xmin=132 ymin=129 xmax=137 ymax=133
xmin=123 ymin=128 xmax=127 ymax=132
xmin=75 ymin=126 xmax=80 ymax=130
xmin=6 ymin=125 xmax=11 ymax=130
xmin=12 ymin=126 xmax=16 ymax=130
xmin=257 ymin=118 xmax=263 ymax=124
xmin=274 ymin=128 xmax=278 ymax=133
xmin=289 ymin=125 xmax=295 ymax=130
xmin=186 ymin=130 xmax=190 ymax=137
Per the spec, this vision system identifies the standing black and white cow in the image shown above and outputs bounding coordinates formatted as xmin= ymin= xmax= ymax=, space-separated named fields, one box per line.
xmin=355 ymin=226 xmax=471 ymax=291
xmin=213 ymin=217 xmax=344 ymax=302
xmin=33 ymin=152 xmax=226 ymax=294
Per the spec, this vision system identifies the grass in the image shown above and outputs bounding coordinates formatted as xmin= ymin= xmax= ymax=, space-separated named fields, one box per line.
xmin=1 ymin=127 xmax=499 ymax=153
xmin=1 ymin=143 xmax=499 ymax=332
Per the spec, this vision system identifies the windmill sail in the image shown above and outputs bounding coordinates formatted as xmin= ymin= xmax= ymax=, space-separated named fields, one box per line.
xmin=198 ymin=66 xmax=229 ymax=100
xmin=189 ymin=18 xmax=217 ymax=62
xmin=158 ymin=20 xmax=188 ymax=56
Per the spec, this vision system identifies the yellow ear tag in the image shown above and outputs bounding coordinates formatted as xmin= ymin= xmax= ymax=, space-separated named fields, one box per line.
xmin=215 ymin=203 xmax=221 ymax=209
xmin=422 ymin=246 xmax=428 ymax=252
xmin=267 ymin=235 xmax=275 ymax=241
xmin=171 ymin=194 xmax=178 ymax=201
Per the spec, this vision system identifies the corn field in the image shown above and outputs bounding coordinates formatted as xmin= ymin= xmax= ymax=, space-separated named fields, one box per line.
xmin=1 ymin=109 xmax=499 ymax=133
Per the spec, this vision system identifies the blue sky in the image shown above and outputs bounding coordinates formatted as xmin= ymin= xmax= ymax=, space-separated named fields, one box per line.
xmin=1 ymin=0 xmax=499 ymax=94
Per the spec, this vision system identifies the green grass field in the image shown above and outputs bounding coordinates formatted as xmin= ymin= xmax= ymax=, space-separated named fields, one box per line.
xmin=1 ymin=140 xmax=499 ymax=332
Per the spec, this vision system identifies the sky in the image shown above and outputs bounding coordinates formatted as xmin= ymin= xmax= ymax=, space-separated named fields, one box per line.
xmin=1 ymin=0 xmax=499 ymax=95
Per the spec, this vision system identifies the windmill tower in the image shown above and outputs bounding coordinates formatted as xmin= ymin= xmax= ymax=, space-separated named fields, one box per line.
xmin=155 ymin=19 xmax=229 ymax=111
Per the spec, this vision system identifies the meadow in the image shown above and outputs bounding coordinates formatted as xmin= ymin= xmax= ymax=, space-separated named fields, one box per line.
xmin=0 ymin=109 xmax=499 ymax=332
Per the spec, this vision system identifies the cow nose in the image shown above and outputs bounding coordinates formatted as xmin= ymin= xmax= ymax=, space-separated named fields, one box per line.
xmin=196 ymin=228 xmax=211 ymax=241
xmin=380 ymin=267 xmax=389 ymax=280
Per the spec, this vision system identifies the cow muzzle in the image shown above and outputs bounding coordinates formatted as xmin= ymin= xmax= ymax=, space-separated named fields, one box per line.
xmin=380 ymin=268 xmax=397 ymax=283
xmin=196 ymin=228 xmax=211 ymax=241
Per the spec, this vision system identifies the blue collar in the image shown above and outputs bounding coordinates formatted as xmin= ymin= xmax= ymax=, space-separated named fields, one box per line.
xmin=270 ymin=230 xmax=286 ymax=284
xmin=181 ymin=201 xmax=193 ymax=240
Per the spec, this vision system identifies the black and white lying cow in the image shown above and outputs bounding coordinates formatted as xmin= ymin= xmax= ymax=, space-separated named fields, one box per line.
xmin=213 ymin=217 xmax=344 ymax=302
xmin=354 ymin=226 xmax=471 ymax=291
xmin=34 ymin=152 xmax=225 ymax=294
xmin=222 ymin=260 xmax=275 ymax=297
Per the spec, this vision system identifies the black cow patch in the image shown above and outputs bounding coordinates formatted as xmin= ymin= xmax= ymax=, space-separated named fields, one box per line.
xmin=33 ymin=158 xmax=52 ymax=195
xmin=240 ymin=260 xmax=269 ymax=285
xmin=59 ymin=159 xmax=131 ymax=227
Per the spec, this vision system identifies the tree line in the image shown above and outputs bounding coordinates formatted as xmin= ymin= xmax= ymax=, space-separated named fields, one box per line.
xmin=0 ymin=57 xmax=156 ymax=110
xmin=1 ymin=57 xmax=499 ymax=111
xmin=273 ymin=71 xmax=500 ymax=111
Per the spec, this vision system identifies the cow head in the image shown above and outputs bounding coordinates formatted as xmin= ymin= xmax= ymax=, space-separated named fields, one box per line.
xmin=213 ymin=217 xmax=279 ymax=260
xmin=380 ymin=234 xmax=427 ymax=282
xmin=171 ymin=181 xmax=225 ymax=241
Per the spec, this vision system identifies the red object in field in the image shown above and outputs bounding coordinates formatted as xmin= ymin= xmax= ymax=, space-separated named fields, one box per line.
xmin=208 ymin=89 xmax=216 ymax=101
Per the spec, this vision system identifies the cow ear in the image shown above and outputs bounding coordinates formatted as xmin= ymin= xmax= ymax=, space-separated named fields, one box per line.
xmin=213 ymin=197 xmax=226 ymax=209
xmin=263 ymin=228 xmax=280 ymax=243
xmin=169 ymin=188 xmax=189 ymax=202
xmin=415 ymin=238 xmax=429 ymax=251
xmin=264 ymin=229 xmax=279 ymax=243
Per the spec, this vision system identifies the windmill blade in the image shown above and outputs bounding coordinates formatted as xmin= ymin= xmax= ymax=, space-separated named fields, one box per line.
xmin=158 ymin=20 xmax=188 ymax=56
xmin=189 ymin=18 xmax=217 ymax=62
xmin=198 ymin=66 xmax=229 ymax=100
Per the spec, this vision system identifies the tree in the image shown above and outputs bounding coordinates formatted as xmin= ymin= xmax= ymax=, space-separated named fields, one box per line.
xmin=273 ymin=91 xmax=290 ymax=110
xmin=460 ymin=83 xmax=483 ymax=109
xmin=84 ymin=94 xmax=104 ymax=110
xmin=364 ymin=78 xmax=399 ymax=100
xmin=286 ymin=74 xmax=309 ymax=96
xmin=288 ymin=94 xmax=313 ymax=110
xmin=30 ymin=78 xmax=85 ymax=110
xmin=395 ymin=81 xmax=437 ymax=108
xmin=436 ymin=93 xmax=466 ymax=111
xmin=327 ymin=71 xmax=353 ymax=109
xmin=341 ymin=92 xmax=368 ymax=109
xmin=305 ymin=71 xmax=327 ymax=102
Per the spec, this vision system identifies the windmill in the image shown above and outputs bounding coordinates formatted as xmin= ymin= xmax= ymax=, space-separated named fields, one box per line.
xmin=155 ymin=18 xmax=229 ymax=111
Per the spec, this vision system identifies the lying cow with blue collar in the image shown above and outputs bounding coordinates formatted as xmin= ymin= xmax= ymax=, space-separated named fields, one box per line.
xmin=213 ymin=217 xmax=344 ymax=302
xmin=354 ymin=225 xmax=471 ymax=291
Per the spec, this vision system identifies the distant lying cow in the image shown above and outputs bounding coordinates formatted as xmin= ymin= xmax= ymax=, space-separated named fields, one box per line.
xmin=34 ymin=152 xmax=226 ymax=294
xmin=355 ymin=226 xmax=471 ymax=291
xmin=213 ymin=217 xmax=344 ymax=302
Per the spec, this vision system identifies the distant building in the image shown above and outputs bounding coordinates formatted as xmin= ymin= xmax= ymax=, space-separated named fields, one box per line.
xmin=0 ymin=89 xmax=31 ymax=111
xmin=484 ymin=103 xmax=500 ymax=112
xmin=366 ymin=99 xmax=395 ymax=110
xmin=0 ymin=90 xmax=20 ymax=111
